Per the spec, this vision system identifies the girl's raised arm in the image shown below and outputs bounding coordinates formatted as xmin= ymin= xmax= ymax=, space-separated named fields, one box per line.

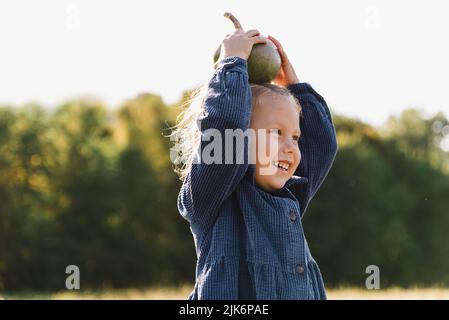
xmin=288 ymin=83 xmax=338 ymax=216
xmin=268 ymin=35 xmax=338 ymax=216
xmin=177 ymin=56 xmax=252 ymax=246
xmin=178 ymin=27 xmax=267 ymax=247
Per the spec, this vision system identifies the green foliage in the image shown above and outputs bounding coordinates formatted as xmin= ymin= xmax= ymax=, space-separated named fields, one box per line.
xmin=0 ymin=93 xmax=448 ymax=291
xmin=305 ymin=111 xmax=449 ymax=287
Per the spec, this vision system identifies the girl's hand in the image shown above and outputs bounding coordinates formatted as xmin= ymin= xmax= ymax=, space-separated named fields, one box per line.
xmin=268 ymin=35 xmax=300 ymax=86
xmin=215 ymin=29 xmax=267 ymax=67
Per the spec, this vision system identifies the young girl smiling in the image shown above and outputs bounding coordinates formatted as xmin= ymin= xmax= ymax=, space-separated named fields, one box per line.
xmin=173 ymin=28 xmax=338 ymax=300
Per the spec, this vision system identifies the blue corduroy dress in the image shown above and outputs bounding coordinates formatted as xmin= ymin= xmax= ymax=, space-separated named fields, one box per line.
xmin=177 ymin=56 xmax=338 ymax=300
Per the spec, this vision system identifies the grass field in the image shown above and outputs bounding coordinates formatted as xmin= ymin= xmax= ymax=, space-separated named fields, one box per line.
xmin=2 ymin=286 xmax=449 ymax=300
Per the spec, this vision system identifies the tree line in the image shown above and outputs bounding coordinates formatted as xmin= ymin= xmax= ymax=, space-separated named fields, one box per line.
xmin=0 ymin=91 xmax=448 ymax=291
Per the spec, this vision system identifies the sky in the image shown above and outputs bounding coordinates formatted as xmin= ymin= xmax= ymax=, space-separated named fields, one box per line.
xmin=0 ymin=0 xmax=448 ymax=127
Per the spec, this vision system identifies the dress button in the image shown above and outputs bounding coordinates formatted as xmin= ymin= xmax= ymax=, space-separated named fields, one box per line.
xmin=296 ymin=264 xmax=305 ymax=275
xmin=289 ymin=211 xmax=297 ymax=222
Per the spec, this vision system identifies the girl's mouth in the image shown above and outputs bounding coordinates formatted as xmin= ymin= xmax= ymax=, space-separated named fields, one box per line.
xmin=272 ymin=160 xmax=290 ymax=173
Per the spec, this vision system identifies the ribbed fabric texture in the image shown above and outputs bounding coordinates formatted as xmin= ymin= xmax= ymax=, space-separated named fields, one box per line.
xmin=177 ymin=56 xmax=338 ymax=300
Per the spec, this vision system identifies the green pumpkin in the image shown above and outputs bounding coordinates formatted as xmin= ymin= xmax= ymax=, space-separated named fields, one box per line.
xmin=212 ymin=13 xmax=281 ymax=84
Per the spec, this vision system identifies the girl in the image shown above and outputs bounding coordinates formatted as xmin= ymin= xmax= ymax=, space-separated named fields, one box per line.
xmin=172 ymin=28 xmax=338 ymax=300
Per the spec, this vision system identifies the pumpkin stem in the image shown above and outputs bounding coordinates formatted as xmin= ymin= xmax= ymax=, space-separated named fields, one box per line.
xmin=224 ymin=12 xmax=243 ymax=30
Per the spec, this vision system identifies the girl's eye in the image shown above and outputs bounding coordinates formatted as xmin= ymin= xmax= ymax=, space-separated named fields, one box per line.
xmin=269 ymin=129 xmax=281 ymax=136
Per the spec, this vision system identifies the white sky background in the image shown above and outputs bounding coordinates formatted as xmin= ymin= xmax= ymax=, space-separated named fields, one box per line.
xmin=0 ymin=0 xmax=448 ymax=127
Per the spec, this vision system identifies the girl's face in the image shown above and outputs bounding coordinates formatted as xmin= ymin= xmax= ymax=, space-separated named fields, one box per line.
xmin=249 ymin=92 xmax=301 ymax=192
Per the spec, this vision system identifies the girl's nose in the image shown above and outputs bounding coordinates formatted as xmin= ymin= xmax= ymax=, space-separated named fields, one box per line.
xmin=281 ymin=138 xmax=295 ymax=153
